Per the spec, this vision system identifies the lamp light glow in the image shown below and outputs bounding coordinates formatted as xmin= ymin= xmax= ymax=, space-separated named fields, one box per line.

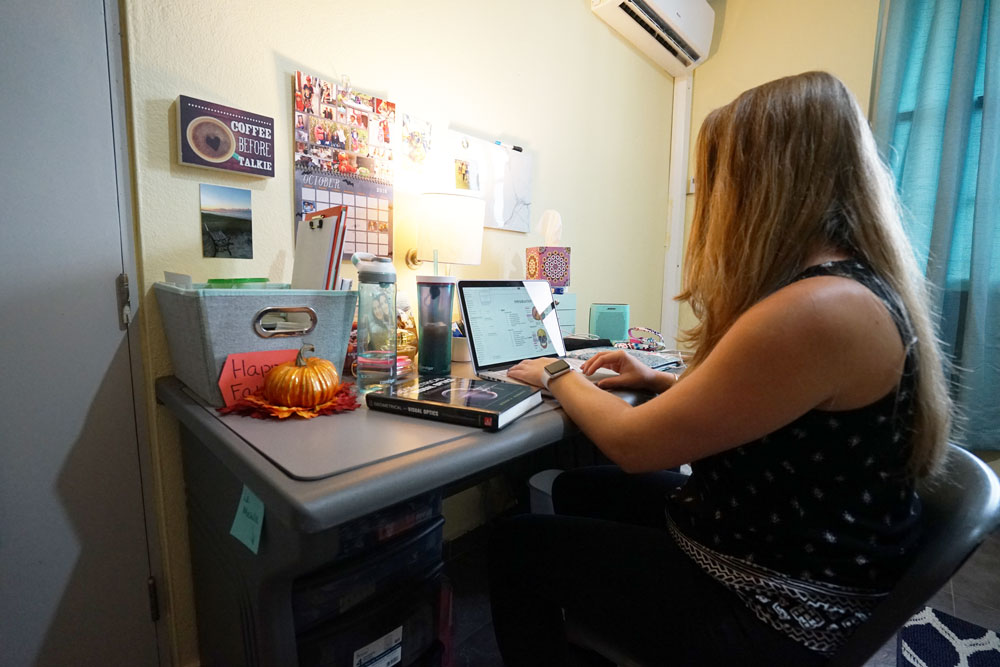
xmin=405 ymin=192 xmax=486 ymax=272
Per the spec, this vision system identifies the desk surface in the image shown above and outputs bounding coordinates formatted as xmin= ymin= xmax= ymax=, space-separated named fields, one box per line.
xmin=156 ymin=365 xmax=645 ymax=534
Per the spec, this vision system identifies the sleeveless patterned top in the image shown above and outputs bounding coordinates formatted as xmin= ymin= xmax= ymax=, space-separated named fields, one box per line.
xmin=667 ymin=260 xmax=921 ymax=657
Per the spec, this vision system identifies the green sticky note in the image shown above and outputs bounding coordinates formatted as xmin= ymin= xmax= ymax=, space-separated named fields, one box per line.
xmin=230 ymin=485 xmax=264 ymax=554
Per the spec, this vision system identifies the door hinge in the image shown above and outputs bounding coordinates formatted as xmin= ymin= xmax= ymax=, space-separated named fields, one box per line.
xmin=116 ymin=272 xmax=132 ymax=329
xmin=147 ymin=576 xmax=160 ymax=622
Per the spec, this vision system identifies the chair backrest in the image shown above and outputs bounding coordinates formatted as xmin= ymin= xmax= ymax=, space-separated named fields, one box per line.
xmin=828 ymin=443 xmax=1000 ymax=666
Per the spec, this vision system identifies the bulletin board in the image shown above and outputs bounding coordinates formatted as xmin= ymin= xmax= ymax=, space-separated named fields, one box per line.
xmin=293 ymin=71 xmax=395 ymax=259
xmin=445 ymin=130 xmax=532 ymax=233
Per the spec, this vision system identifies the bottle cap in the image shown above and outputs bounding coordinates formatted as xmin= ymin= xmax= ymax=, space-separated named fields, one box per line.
xmin=415 ymin=275 xmax=457 ymax=285
xmin=351 ymin=252 xmax=396 ymax=283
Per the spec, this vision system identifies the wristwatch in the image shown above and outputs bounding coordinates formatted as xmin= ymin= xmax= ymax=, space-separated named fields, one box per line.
xmin=541 ymin=358 xmax=572 ymax=390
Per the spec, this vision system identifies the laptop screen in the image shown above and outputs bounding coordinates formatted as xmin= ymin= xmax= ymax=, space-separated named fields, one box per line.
xmin=458 ymin=280 xmax=566 ymax=371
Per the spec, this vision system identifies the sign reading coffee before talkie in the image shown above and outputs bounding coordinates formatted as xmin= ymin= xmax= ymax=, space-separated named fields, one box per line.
xmin=178 ymin=95 xmax=275 ymax=177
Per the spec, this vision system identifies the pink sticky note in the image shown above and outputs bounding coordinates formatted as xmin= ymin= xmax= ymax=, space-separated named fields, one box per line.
xmin=218 ymin=349 xmax=298 ymax=407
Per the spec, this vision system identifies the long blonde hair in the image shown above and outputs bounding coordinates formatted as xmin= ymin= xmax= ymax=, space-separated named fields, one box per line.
xmin=678 ymin=71 xmax=952 ymax=477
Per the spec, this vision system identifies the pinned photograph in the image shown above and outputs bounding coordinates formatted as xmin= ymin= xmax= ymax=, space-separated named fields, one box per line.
xmin=200 ymin=184 xmax=252 ymax=259
xmin=401 ymin=113 xmax=433 ymax=165
xmin=455 ymin=159 xmax=477 ymax=190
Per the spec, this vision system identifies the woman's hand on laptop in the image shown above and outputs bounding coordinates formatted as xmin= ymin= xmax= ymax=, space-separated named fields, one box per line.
xmin=507 ymin=357 xmax=554 ymax=389
xmin=580 ymin=350 xmax=674 ymax=392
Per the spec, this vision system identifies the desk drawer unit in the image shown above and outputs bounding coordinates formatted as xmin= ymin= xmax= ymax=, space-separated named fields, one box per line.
xmin=296 ymin=567 xmax=449 ymax=667
xmin=178 ymin=420 xmax=448 ymax=666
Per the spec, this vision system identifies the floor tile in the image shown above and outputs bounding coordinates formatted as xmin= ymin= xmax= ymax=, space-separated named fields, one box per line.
xmin=444 ymin=547 xmax=494 ymax=646
xmin=953 ymin=596 xmax=1000 ymax=632
xmin=863 ymin=637 xmax=898 ymax=667
xmin=951 ymin=533 xmax=1000 ymax=612
xmin=927 ymin=581 xmax=954 ymax=614
xmin=452 ymin=622 xmax=504 ymax=667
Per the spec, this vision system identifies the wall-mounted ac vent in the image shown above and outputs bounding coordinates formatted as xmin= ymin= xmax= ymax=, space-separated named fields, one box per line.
xmin=592 ymin=0 xmax=715 ymax=77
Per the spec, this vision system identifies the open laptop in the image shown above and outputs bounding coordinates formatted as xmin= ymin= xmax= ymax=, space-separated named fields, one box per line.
xmin=457 ymin=279 xmax=616 ymax=389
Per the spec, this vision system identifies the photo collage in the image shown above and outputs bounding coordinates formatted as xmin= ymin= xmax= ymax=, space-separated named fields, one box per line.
xmin=294 ymin=70 xmax=395 ymax=259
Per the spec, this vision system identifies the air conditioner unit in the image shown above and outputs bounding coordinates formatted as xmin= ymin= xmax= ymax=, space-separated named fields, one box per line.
xmin=592 ymin=0 xmax=715 ymax=77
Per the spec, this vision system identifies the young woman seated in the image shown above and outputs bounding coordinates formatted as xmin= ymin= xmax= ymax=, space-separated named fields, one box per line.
xmin=489 ymin=71 xmax=953 ymax=666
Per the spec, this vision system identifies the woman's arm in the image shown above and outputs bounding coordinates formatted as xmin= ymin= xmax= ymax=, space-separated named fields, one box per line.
xmin=507 ymin=276 xmax=905 ymax=472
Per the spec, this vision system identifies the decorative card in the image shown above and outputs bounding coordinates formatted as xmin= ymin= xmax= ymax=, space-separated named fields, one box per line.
xmin=217 ymin=349 xmax=298 ymax=407
xmin=178 ymin=95 xmax=274 ymax=177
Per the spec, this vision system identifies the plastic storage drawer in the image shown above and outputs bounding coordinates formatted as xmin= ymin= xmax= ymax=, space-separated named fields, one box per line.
xmin=292 ymin=517 xmax=445 ymax=633
xmin=296 ymin=568 xmax=447 ymax=667
xmin=331 ymin=493 xmax=442 ymax=563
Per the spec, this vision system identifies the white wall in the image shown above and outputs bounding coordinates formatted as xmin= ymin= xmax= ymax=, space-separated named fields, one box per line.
xmin=122 ymin=1 xmax=675 ymax=662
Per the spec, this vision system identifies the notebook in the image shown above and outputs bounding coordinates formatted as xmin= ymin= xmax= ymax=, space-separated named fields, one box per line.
xmin=457 ymin=280 xmax=616 ymax=390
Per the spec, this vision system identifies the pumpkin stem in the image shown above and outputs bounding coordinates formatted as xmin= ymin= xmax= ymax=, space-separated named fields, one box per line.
xmin=295 ymin=343 xmax=315 ymax=366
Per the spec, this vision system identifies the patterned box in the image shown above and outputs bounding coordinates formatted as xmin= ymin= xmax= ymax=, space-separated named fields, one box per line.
xmin=525 ymin=246 xmax=571 ymax=287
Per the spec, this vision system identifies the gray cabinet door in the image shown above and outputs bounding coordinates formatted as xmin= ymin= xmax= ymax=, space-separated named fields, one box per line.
xmin=0 ymin=1 xmax=159 ymax=665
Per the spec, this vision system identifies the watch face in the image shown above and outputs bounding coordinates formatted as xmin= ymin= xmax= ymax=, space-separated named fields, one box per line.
xmin=545 ymin=359 xmax=571 ymax=375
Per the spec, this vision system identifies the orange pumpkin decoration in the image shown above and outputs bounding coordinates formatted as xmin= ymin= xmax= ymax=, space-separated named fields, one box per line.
xmin=263 ymin=344 xmax=340 ymax=408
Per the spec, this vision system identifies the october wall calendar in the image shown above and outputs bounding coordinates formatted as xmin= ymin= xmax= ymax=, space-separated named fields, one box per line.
xmin=293 ymin=70 xmax=394 ymax=259
xmin=296 ymin=173 xmax=392 ymax=259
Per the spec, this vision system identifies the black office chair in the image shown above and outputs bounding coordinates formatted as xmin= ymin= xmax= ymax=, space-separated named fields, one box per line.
xmin=566 ymin=443 xmax=1000 ymax=667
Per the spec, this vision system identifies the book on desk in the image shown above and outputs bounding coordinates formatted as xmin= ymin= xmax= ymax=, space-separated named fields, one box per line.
xmin=365 ymin=376 xmax=542 ymax=431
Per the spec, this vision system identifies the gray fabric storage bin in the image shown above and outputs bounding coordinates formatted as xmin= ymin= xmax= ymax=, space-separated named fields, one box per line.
xmin=154 ymin=282 xmax=357 ymax=406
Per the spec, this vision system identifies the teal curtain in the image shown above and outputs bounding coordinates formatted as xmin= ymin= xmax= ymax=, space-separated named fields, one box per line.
xmin=873 ymin=0 xmax=1000 ymax=450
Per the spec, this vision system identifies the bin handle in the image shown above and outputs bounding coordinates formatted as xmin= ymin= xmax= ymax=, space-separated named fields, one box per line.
xmin=252 ymin=306 xmax=318 ymax=338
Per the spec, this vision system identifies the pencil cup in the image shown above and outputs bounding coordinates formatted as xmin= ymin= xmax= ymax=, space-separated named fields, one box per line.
xmin=416 ymin=276 xmax=456 ymax=376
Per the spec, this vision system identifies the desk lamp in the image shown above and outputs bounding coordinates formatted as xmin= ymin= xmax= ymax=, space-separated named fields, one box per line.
xmin=404 ymin=192 xmax=486 ymax=275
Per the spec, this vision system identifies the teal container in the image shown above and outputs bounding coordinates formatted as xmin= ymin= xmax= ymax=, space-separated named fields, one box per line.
xmin=416 ymin=276 xmax=456 ymax=376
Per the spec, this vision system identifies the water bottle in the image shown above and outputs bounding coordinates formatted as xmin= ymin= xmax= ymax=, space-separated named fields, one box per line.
xmin=351 ymin=252 xmax=397 ymax=392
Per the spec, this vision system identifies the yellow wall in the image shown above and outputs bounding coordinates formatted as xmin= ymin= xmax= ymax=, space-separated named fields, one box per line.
xmin=122 ymin=1 xmax=673 ymax=662
xmin=678 ymin=0 xmax=881 ymax=336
